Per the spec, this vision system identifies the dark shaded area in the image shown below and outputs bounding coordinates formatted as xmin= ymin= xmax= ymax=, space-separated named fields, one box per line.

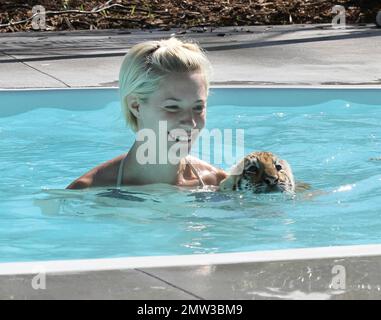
xmin=1 ymin=0 xmax=381 ymax=33
xmin=96 ymin=188 xmax=162 ymax=202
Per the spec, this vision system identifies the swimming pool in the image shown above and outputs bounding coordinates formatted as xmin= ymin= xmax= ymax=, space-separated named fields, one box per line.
xmin=0 ymin=87 xmax=380 ymax=264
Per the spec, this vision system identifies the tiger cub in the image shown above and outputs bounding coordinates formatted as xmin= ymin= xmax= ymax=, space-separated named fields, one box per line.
xmin=219 ymin=151 xmax=296 ymax=194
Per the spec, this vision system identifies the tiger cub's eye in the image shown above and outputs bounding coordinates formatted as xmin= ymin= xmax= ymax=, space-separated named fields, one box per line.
xmin=245 ymin=165 xmax=258 ymax=174
xmin=275 ymin=164 xmax=282 ymax=171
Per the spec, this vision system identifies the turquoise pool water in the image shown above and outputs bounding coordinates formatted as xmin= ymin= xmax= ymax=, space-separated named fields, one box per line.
xmin=0 ymin=89 xmax=380 ymax=263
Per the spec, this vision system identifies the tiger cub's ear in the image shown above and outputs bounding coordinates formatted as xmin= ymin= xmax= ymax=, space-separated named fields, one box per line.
xmin=219 ymin=175 xmax=236 ymax=191
xmin=219 ymin=157 xmax=245 ymax=191
xmin=230 ymin=158 xmax=246 ymax=176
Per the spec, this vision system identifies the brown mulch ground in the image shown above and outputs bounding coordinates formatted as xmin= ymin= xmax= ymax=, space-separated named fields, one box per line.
xmin=0 ymin=0 xmax=380 ymax=33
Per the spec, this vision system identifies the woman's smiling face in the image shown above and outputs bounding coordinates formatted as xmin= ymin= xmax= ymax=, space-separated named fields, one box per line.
xmin=137 ymin=71 xmax=207 ymax=147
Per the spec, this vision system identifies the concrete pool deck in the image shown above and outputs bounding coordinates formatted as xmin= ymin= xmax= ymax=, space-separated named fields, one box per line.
xmin=0 ymin=24 xmax=381 ymax=88
xmin=2 ymin=245 xmax=381 ymax=300
xmin=1 ymin=24 xmax=381 ymax=300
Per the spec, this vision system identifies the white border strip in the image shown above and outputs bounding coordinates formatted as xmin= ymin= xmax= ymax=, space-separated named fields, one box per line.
xmin=1 ymin=244 xmax=381 ymax=276
xmin=210 ymin=84 xmax=381 ymax=89
xmin=0 ymin=85 xmax=381 ymax=91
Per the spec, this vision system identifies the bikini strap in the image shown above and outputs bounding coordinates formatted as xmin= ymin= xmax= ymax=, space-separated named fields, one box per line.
xmin=184 ymin=156 xmax=206 ymax=188
xmin=116 ymin=154 xmax=128 ymax=189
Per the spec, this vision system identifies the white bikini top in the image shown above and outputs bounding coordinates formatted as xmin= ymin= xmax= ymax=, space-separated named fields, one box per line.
xmin=116 ymin=155 xmax=206 ymax=189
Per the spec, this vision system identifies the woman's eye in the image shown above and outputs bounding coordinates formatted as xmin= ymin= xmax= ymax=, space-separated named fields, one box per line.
xmin=164 ymin=105 xmax=180 ymax=112
xmin=194 ymin=105 xmax=205 ymax=113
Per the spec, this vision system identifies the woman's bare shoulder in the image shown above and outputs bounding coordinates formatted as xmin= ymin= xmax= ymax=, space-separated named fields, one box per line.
xmin=66 ymin=153 xmax=127 ymax=189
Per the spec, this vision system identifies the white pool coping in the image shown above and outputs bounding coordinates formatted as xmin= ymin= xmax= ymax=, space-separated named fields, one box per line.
xmin=1 ymin=244 xmax=381 ymax=276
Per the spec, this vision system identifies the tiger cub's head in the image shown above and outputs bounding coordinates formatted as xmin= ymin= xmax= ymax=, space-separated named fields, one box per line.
xmin=219 ymin=151 xmax=295 ymax=194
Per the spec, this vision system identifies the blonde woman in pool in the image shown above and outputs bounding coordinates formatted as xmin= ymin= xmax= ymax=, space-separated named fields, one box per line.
xmin=67 ymin=37 xmax=228 ymax=189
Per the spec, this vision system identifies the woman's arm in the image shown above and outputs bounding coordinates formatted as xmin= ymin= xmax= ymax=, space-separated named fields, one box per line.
xmin=66 ymin=154 xmax=126 ymax=190
xmin=188 ymin=156 xmax=228 ymax=186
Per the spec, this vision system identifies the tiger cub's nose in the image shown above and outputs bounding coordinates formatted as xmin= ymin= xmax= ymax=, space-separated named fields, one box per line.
xmin=264 ymin=176 xmax=279 ymax=185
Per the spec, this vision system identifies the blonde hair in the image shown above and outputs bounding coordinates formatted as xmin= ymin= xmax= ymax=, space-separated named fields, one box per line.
xmin=118 ymin=37 xmax=212 ymax=132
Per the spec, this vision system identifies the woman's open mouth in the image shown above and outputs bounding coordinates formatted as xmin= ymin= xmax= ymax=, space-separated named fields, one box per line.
xmin=167 ymin=131 xmax=192 ymax=143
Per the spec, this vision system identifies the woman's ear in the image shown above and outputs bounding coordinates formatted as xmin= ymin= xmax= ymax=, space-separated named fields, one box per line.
xmin=127 ymin=95 xmax=140 ymax=118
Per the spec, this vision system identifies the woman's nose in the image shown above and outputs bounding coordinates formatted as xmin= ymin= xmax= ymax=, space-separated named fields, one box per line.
xmin=180 ymin=109 xmax=197 ymax=128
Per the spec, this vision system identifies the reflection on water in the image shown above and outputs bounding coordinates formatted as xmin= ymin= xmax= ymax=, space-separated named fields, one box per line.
xmin=96 ymin=189 xmax=161 ymax=203
xmin=34 ymin=183 xmax=298 ymax=218
xmin=28 ymin=184 xmax=301 ymax=261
